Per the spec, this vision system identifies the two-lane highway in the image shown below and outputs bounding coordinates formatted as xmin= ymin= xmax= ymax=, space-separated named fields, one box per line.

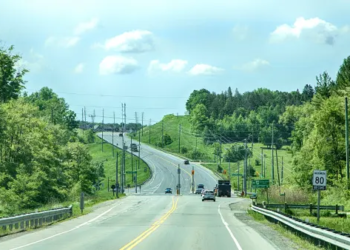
xmin=0 ymin=132 xmax=279 ymax=250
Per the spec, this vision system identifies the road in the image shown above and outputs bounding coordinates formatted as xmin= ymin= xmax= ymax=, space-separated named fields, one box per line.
xmin=0 ymin=132 xmax=279 ymax=250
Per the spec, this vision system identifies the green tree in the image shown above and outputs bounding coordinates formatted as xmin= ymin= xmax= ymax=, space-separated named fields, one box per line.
xmin=0 ymin=45 xmax=28 ymax=103
xmin=189 ymin=104 xmax=209 ymax=133
xmin=336 ymin=56 xmax=350 ymax=90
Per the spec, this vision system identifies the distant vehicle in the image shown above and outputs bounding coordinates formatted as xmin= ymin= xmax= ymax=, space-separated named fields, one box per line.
xmin=119 ymin=133 xmax=123 ymax=137
xmin=217 ymin=180 xmax=231 ymax=197
xmin=197 ymin=184 xmax=204 ymax=189
xmin=195 ymin=188 xmax=202 ymax=194
xmin=130 ymin=143 xmax=138 ymax=152
xmin=165 ymin=188 xmax=172 ymax=194
xmin=184 ymin=160 xmax=189 ymax=165
xmin=202 ymin=191 xmax=215 ymax=202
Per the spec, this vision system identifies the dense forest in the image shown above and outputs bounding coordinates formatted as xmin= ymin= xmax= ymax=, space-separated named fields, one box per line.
xmin=186 ymin=55 xmax=350 ymax=192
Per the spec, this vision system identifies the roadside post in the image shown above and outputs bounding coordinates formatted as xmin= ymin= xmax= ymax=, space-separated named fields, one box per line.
xmin=177 ymin=164 xmax=181 ymax=195
xmin=313 ymin=170 xmax=327 ymax=223
xmin=191 ymin=166 xmax=195 ymax=194
xmin=111 ymin=184 xmax=116 ymax=196
xmin=80 ymin=192 xmax=84 ymax=214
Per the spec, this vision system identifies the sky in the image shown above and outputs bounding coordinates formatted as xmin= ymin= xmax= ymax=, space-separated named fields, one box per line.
xmin=1 ymin=0 xmax=350 ymax=124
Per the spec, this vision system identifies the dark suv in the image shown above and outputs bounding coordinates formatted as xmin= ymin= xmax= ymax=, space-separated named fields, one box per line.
xmin=165 ymin=188 xmax=172 ymax=194
xmin=184 ymin=160 xmax=189 ymax=165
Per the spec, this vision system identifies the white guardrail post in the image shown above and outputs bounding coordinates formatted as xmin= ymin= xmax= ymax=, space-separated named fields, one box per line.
xmin=251 ymin=205 xmax=350 ymax=249
xmin=0 ymin=205 xmax=73 ymax=232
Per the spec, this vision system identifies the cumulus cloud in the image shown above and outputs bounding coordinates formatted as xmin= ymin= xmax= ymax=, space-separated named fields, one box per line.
xmin=45 ymin=36 xmax=80 ymax=48
xmin=99 ymin=55 xmax=138 ymax=75
xmin=74 ymin=63 xmax=84 ymax=73
xmin=15 ymin=49 xmax=44 ymax=72
xmin=100 ymin=30 xmax=154 ymax=53
xmin=232 ymin=25 xmax=248 ymax=40
xmin=148 ymin=59 xmax=188 ymax=73
xmin=236 ymin=58 xmax=270 ymax=71
xmin=74 ymin=18 xmax=98 ymax=35
xmin=269 ymin=17 xmax=348 ymax=45
xmin=188 ymin=64 xmax=223 ymax=76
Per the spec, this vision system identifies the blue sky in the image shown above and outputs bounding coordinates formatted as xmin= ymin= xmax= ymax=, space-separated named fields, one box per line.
xmin=1 ymin=0 xmax=350 ymax=124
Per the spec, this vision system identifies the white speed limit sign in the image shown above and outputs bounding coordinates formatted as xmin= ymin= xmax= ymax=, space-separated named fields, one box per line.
xmin=312 ymin=170 xmax=327 ymax=190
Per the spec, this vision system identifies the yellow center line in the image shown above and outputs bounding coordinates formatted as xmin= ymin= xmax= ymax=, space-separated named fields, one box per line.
xmin=120 ymin=197 xmax=179 ymax=250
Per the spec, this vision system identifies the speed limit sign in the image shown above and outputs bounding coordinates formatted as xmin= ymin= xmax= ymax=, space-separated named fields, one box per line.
xmin=313 ymin=170 xmax=327 ymax=190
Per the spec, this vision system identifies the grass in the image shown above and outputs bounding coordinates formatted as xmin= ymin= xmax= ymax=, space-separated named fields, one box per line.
xmin=248 ymin=209 xmax=327 ymax=250
xmin=130 ymin=114 xmax=294 ymax=186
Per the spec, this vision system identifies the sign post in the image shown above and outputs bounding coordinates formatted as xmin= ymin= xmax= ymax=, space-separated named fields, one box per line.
xmin=191 ymin=166 xmax=195 ymax=194
xmin=312 ymin=170 xmax=327 ymax=223
xmin=80 ymin=192 xmax=84 ymax=214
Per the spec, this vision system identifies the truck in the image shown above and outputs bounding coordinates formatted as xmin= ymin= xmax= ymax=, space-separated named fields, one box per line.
xmin=130 ymin=143 xmax=138 ymax=152
xmin=217 ymin=180 xmax=231 ymax=197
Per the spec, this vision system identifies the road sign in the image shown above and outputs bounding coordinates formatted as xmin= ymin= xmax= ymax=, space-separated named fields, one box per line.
xmin=232 ymin=173 xmax=243 ymax=177
xmin=252 ymin=179 xmax=270 ymax=189
xmin=313 ymin=170 xmax=327 ymax=190
xmin=126 ymin=171 xmax=137 ymax=174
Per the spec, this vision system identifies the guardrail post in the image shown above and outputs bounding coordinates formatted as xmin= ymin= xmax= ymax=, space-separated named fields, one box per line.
xmin=335 ymin=205 xmax=338 ymax=214
xmin=284 ymin=203 xmax=287 ymax=213
xmin=309 ymin=203 xmax=313 ymax=215
xmin=69 ymin=205 xmax=73 ymax=217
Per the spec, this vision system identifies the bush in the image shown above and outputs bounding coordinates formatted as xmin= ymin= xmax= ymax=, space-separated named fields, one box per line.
xmin=181 ymin=146 xmax=188 ymax=154
xmin=190 ymin=150 xmax=203 ymax=160
xmin=163 ymin=133 xmax=173 ymax=145
xmin=217 ymin=165 xmax=223 ymax=173
xmin=255 ymin=158 xmax=261 ymax=166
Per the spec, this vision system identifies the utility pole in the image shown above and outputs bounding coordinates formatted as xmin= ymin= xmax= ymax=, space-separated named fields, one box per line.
xmin=142 ymin=112 xmax=144 ymax=136
xmin=121 ymin=103 xmax=125 ymax=193
xmin=116 ymin=152 xmax=119 ymax=198
xmin=346 ymin=97 xmax=349 ymax=188
xmin=219 ymin=138 xmax=222 ymax=165
xmin=281 ymin=156 xmax=284 ymax=185
xmin=112 ymin=112 xmax=115 ymax=157
xmin=178 ymin=124 xmax=181 ymax=153
xmin=271 ymin=123 xmax=274 ymax=184
xmin=228 ymin=160 xmax=231 ymax=182
xmin=162 ymin=120 xmax=164 ymax=147
xmin=149 ymin=119 xmax=151 ymax=144
xmin=81 ymin=108 xmax=83 ymax=133
xmin=101 ymin=109 xmax=104 ymax=152
xmin=84 ymin=106 xmax=87 ymax=130
xmin=192 ymin=166 xmax=195 ymax=193
xmin=138 ymin=129 xmax=141 ymax=170
xmin=261 ymin=148 xmax=264 ymax=178
xmin=131 ymin=135 xmax=134 ymax=181
xmin=276 ymin=149 xmax=281 ymax=191
xmin=177 ymin=164 xmax=181 ymax=195
xmin=244 ymin=139 xmax=248 ymax=195
xmin=237 ymin=162 xmax=240 ymax=191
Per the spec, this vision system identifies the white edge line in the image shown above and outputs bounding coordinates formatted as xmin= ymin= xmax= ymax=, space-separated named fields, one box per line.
xmin=9 ymin=202 xmax=122 ymax=250
xmin=218 ymin=204 xmax=243 ymax=250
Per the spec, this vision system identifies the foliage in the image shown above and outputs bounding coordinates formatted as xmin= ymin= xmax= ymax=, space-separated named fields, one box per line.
xmin=163 ymin=133 xmax=173 ymax=146
xmin=0 ymin=45 xmax=28 ymax=103
xmin=180 ymin=146 xmax=188 ymax=154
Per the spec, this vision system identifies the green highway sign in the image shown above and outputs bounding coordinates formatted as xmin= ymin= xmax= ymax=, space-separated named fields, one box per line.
xmin=126 ymin=171 xmax=137 ymax=174
xmin=232 ymin=173 xmax=243 ymax=177
xmin=252 ymin=179 xmax=270 ymax=189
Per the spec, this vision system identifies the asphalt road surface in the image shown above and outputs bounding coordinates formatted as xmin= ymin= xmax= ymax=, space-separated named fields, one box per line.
xmin=0 ymin=132 xmax=279 ymax=250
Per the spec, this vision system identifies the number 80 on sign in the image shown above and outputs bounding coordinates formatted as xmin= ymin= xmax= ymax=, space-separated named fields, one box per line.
xmin=312 ymin=170 xmax=327 ymax=190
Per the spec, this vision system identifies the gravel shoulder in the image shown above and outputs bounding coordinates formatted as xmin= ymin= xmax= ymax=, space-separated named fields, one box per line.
xmin=230 ymin=199 xmax=300 ymax=250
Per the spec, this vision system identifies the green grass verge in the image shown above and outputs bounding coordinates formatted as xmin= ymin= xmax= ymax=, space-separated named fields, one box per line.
xmin=248 ymin=209 xmax=326 ymax=250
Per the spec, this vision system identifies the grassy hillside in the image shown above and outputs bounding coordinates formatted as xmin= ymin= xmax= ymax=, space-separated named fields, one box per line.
xmin=89 ymin=136 xmax=150 ymax=189
xmin=130 ymin=114 xmax=294 ymax=189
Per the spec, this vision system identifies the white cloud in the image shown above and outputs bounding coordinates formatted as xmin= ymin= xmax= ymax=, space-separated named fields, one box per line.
xmin=148 ymin=59 xmax=188 ymax=73
xmin=102 ymin=30 xmax=154 ymax=53
xmin=232 ymin=25 xmax=248 ymax=40
xmin=74 ymin=18 xmax=98 ymax=35
xmin=15 ymin=49 xmax=44 ymax=72
xmin=269 ymin=17 xmax=347 ymax=45
xmin=74 ymin=63 xmax=84 ymax=74
xmin=99 ymin=55 xmax=138 ymax=75
xmin=45 ymin=36 xmax=80 ymax=48
xmin=236 ymin=58 xmax=270 ymax=71
xmin=188 ymin=64 xmax=223 ymax=76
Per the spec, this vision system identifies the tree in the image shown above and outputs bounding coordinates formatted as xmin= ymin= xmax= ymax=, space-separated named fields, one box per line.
xmin=336 ymin=56 xmax=350 ymax=90
xmin=189 ymin=104 xmax=209 ymax=133
xmin=302 ymin=84 xmax=314 ymax=101
xmin=315 ymin=71 xmax=335 ymax=98
xmin=0 ymin=45 xmax=28 ymax=103
xmin=185 ymin=89 xmax=211 ymax=114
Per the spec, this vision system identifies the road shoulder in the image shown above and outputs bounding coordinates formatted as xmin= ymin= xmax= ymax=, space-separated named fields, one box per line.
xmin=229 ymin=199 xmax=299 ymax=250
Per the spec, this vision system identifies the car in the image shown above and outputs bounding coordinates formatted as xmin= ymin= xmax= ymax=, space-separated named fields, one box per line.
xmin=119 ymin=133 xmax=123 ymax=137
xmin=184 ymin=160 xmax=189 ymax=165
xmin=202 ymin=191 xmax=216 ymax=202
xmin=195 ymin=188 xmax=202 ymax=194
xmin=197 ymin=184 xmax=204 ymax=189
xmin=165 ymin=188 xmax=172 ymax=194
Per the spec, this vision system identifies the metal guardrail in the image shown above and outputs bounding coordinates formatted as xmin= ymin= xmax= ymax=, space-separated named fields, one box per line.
xmin=264 ymin=203 xmax=344 ymax=214
xmin=251 ymin=205 xmax=350 ymax=250
xmin=0 ymin=206 xmax=73 ymax=232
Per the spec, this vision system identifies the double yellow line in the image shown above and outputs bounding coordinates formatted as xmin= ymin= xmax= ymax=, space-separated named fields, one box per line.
xmin=120 ymin=197 xmax=179 ymax=250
